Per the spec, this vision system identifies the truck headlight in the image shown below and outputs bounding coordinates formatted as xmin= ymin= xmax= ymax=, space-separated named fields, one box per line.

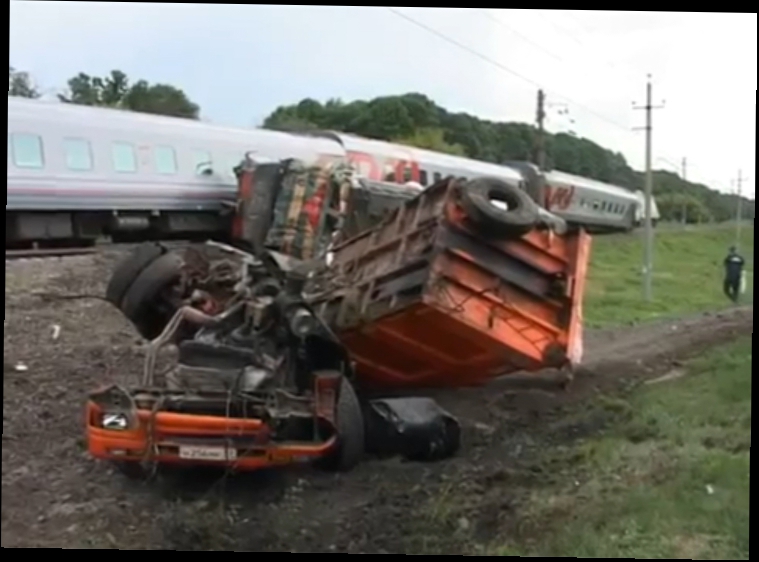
xmin=102 ymin=413 xmax=130 ymax=430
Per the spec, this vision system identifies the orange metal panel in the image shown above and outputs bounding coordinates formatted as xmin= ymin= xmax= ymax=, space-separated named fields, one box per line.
xmin=311 ymin=177 xmax=591 ymax=391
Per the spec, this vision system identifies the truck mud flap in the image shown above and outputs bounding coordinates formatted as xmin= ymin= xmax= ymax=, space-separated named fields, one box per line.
xmin=364 ymin=397 xmax=461 ymax=462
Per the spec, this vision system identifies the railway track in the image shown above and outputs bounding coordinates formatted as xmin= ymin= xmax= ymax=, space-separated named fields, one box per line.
xmin=4 ymin=222 xmax=740 ymax=262
xmin=5 ymin=239 xmax=196 ymax=262
xmin=5 ymin=246 xmax=99 ymax=261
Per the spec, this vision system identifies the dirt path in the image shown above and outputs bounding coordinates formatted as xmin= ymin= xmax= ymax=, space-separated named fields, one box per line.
xmin=2 ymin=252 xmax=753 ymax=551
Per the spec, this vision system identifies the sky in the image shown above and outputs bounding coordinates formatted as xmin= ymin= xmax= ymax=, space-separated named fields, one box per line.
xmin=9 ymin=3 xmax=757 ymax=198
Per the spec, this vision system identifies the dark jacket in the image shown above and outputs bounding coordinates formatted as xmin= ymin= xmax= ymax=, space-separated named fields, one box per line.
xmin=724 ymin=252 xmax=745 ymax=280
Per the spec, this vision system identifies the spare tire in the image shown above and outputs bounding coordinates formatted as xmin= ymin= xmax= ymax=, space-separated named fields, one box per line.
xmin=105 ymin=242 xmax=167 ymax=308
xmin=120 ymin=252 xmax=184 ymax=341
xmin=458 ymin=177 xmax=540 ymax=238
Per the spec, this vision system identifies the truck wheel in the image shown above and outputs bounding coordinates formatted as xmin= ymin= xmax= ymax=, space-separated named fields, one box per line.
xmin=105 ymin=242 xmax=167 ymax=308
xmin=120 ymin=252 xmax=184 ymax=341
xmin=314 ymin=375 xmax=365 ymax=472
xmin=459 ymin=177 xmax=540 ymax=238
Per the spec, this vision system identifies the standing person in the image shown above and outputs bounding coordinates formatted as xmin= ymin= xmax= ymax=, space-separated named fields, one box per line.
xmin=723 ymin=246 xmax=745 ymax=303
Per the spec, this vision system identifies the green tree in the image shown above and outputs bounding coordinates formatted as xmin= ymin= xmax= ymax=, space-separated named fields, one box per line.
xmin=392 ymin=128 xmax=466 ymax=156
xmin=58 ymin=70 xmax=200 ymax=119
xmin=9 ymin=66 xmax=40 ymax=98
xmin=656 ymin=193 xmax=712 ymax=223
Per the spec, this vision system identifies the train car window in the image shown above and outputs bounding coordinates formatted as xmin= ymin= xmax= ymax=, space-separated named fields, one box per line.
xmin=419 ymin=170 xmax=429 ymax=186
xmin=154 ymin=146 xmax=177 ymax=174
xmin=112 ymin=142 xmax=137 ymax=173
xmin=11 ymin=133 xmax=44 ymax=169
xmin=192 ymin=150 xmax=213 ymax=175
xmin=592 ymin=200 xmax=600 ymax=210
xmin=433 ymin=172 xmax=442 ymax=183
xmin=403 ymin=166 xmax=413 ymax=182
xmin=63 ymin=138 xmax=93 ymax=171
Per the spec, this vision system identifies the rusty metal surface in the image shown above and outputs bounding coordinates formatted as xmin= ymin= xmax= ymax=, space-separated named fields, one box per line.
xmin=307 ymin=177 xmax=590 ymax=390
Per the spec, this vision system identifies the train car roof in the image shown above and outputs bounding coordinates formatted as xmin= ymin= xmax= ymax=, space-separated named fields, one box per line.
xmin=320 ymin=130 xmax=524 ymax=183
xmin=7 ymin=96 xmax=346 ymax=158
xmin=545 ymin=168 xmax=638 ymax=199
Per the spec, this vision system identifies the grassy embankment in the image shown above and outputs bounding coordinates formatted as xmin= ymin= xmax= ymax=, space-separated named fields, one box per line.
xmin=504 ymin=225 xmax=753 ymax=558
xmin=493 ymin=336 xmax=751 ymax=558
xmin=585 ymin=223 xmax=754 ymax=327
xmin=411 ymin=225 xmax=752 ymax=557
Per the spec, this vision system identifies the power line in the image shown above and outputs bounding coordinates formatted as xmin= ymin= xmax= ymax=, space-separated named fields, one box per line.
xmin=388 ymin=7 xmax=737 ymax=200
xmin=535 ymin=11 xmax=647 ymax=84
xmin=733 ymin=170 xmax=749 ymax=250
xmin=386 ymin=7 xmax=634 ymax=134
xmin=386 ymin=8 xmax=542 ymax=88
xmin=538 ymin=11 xmax=586 ymax=48
xmin=479 ymin=10 xmax=565 ymax=64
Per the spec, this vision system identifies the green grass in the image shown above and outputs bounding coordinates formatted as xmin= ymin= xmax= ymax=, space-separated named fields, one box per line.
xmin=494 ymin=337 xmax=752 ymax=559
xmin=585 ymin=224 xmax=754 ymax=327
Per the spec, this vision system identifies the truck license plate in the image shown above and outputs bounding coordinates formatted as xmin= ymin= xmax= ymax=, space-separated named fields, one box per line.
xmin=178 ymin=445 xmax=237 ymax=461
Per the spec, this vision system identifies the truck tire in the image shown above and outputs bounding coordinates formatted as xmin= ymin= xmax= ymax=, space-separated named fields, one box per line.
xmin=120 ymin=252 xmax=184 ymax=341
xmin=105 ymin=242 xmax=167 ymax=308
xmin=459 ymin=177 xmax=540 ymax=238
xmin=314 ymin=375 xmax=365 ymax=472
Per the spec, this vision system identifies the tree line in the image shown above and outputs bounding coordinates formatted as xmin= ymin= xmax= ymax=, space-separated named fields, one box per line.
xmin=9 ymin=66 xmax=752 ymax=223
xmin=263 ymin=94 xmax=753 ymax=223
xmin=9 ymin=66 xmax=199 ymax=119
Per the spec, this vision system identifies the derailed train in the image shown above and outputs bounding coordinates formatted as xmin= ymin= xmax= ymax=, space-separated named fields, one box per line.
xmin=7 ymin=96 xmax=657 ymax=247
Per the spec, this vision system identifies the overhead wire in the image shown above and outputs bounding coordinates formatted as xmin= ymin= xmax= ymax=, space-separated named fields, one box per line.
xmin=535 ymin=10 xmax=647 ymax=83
xmin=388 ymin=8 xmax=739 ymax=195
xmin=387 ymin=7 xmax=634 ymax=135
xmin=532 ymin=10 xmax=731 ymax=184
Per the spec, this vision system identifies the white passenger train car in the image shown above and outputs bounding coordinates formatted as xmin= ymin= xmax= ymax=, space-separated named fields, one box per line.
xmin=307 ymin=131 xmax=643 ymax=234
xmin=7 ymin=96 xmax=650 ymax=247
xmin=7 ymin=96 xmax=344 ymax=245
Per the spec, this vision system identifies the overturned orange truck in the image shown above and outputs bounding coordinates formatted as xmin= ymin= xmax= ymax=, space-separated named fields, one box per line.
xmin=86 ymin=157 xmax=591 ymax=477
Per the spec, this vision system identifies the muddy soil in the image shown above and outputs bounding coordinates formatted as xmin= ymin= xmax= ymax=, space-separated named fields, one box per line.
xmin=2 ymin=250 xmax=753 ymax=551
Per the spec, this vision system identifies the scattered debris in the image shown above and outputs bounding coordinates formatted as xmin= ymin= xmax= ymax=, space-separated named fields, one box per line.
xmin=645 ymin=368 xmax=686 ymax=385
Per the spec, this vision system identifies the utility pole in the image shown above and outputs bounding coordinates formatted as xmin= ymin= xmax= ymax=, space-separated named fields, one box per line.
xmin=533 ymin=89 xmax=547 ymax=206
xmin=734 ymin=170 xmax=747 ymax=251
xmin=536 ymin=89 xmax=547 ymax=171
xmin=681 ymin=157 xmax=687 ymax=224
xmin=633 ymin=75 xmax=665 ymax=302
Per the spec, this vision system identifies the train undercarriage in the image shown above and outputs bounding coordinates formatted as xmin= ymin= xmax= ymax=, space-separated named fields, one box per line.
xmin=6 ymin=209 xmax=231 ymax=250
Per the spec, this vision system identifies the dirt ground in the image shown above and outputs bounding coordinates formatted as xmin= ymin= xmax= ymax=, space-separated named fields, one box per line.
xmin=2 ymin=249 xmax=754 ymax=552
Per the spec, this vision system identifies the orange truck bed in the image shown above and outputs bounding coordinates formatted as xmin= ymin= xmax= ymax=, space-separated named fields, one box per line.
xmin=308 ymin=178 xmax=591 ymax=391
